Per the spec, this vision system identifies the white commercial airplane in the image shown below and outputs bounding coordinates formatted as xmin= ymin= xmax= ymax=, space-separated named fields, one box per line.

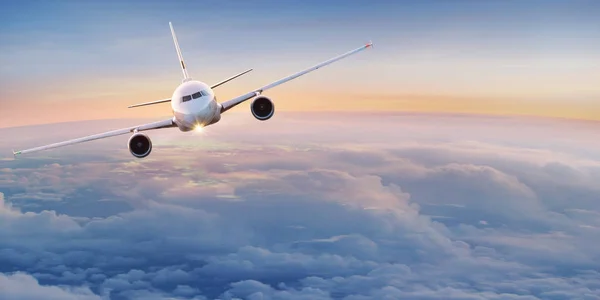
xmin=13 ymin=22 xmax=373 ymax=158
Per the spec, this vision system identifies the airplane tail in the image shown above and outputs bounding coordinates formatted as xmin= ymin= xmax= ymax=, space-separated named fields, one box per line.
xmin=169 ymin=22 xmax=191 ymax=82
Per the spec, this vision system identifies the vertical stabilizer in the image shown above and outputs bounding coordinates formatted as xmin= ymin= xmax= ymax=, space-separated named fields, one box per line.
xmin=169 ymin=22 xmax=191 ymax=81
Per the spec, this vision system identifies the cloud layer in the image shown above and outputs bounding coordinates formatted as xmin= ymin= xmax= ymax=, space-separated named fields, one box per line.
xmin=1 ymin=113 xmax=600 ymax=299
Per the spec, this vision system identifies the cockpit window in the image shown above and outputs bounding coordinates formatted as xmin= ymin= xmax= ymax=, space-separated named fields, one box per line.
xmin=200 ymin=90 xmax=209 ymax=96
xmin=182 ymin=95 xmax=192 ymax=102
xmin=192 ymin=92 xmax=201 ymax=99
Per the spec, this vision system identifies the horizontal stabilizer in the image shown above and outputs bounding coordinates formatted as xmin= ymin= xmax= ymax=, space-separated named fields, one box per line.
xmin=211 ymin=68 xmax=253 ymax=89
xmin=128 ymin=98 xmax=171 ymax=108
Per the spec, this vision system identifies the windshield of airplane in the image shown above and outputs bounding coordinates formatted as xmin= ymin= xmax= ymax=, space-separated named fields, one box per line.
xmin=182 ymin=90 xmax=211 ymax=103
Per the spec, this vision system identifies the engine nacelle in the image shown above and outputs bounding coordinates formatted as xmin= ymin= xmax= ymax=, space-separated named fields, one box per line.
xmin=251 ymin=96 xmax=275 ymax=121
xmin=128 ymin=133 xmax=152 ymax=158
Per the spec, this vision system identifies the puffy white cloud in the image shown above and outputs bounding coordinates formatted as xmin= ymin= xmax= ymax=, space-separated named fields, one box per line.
xmin=1 ymin=114 xmax=600 ymax=299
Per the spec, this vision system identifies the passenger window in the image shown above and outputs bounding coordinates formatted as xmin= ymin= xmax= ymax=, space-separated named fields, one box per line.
xmin=182 ymin=95 xmax=192 ymax=102
xmin=192 ymin=92 xmax=201 ymax=99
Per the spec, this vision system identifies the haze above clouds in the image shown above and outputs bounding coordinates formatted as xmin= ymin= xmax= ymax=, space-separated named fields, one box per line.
xmin=1 ymin=112 xmax=600 ymax=299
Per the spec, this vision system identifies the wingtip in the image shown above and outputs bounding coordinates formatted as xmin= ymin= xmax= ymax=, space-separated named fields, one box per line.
xmin=12 ymin=149 xmax=20 ymax=158
xmin=366 ymin=40 xmax=374 ymax=48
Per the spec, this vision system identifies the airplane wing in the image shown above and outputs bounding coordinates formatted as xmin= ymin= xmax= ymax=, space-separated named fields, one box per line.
xmin=13 ymin=118 xmax=177 ymax=157
xmin=219 ymin=41 xmax=373 ymax=113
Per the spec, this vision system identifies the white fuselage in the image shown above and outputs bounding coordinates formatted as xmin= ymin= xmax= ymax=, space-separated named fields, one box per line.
xmin=171 ymin=80 xmax=221 ymax=132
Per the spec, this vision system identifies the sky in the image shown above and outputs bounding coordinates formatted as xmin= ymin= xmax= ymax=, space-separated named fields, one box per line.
xmin=3 ymin=2 xmax=600 ymax=299
xmin=1 ymin=0 xmax=600 ymax=128
xmin=1 ymin=112 xmax=600 ymax=299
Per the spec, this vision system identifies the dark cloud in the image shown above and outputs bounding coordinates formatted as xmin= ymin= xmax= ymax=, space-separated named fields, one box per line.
xmin=1 ymin=113 xmax=600 ymax=299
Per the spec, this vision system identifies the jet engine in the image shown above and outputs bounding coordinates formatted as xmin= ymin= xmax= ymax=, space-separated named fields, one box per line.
xmin=251 ymin=96 xmax=275 ymax=121
xmin=128 ymin=133 xmax=152 ymax=158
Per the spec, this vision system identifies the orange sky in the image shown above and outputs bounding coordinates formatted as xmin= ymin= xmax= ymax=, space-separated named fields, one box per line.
xmin=2 ymin=86 xmax=600 ymax=129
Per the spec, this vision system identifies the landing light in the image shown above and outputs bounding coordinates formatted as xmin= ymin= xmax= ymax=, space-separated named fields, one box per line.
xmin=194 ymin=124 xmax=204 ymax=133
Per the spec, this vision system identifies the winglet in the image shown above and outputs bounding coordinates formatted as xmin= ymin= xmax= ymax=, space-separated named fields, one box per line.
xmin=366 ymin=40 xmax=374 ymax=49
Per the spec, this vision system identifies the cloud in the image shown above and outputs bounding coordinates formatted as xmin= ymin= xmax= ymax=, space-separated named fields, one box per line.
xmin=1 ymin=115 xmax=600 ymax=299
xmin=0 ymin=272 xmax=101 ymax=300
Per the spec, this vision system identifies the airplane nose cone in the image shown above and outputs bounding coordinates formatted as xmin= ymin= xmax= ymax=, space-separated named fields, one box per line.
xmin=194 ymin=108 xmax=212 ymax=124
xmin=173 ymin=97 xmax=216 ymax=131
xmin=181 ymin=102 xmax=212 ymax=126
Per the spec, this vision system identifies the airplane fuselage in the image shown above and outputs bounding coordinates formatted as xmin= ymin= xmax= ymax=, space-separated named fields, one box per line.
xmin=171 ymin=80 xmax=221 ymax=132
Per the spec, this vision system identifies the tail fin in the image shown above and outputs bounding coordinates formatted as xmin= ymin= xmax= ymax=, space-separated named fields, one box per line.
xmin=169 ymin=22 xmax=191 ymax=81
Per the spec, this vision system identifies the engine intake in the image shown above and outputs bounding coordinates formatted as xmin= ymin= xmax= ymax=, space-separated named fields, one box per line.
xmin=251 ymin=96 xmax=274 ymax=121
xmin=128 ymin=133 xmax=152 ymax=158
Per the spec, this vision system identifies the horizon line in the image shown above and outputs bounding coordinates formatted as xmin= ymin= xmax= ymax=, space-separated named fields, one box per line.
xmin=2 ymin=110 xmax=600 ymax=130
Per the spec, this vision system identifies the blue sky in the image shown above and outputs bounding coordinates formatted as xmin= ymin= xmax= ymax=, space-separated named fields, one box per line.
xmin=3 ymin=0 xmax=598 ymax=75
xmin=1 ymin=0 xmax=599 ymax=127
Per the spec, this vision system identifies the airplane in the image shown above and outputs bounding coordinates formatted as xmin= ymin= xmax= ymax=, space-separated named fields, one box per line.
xmin=13 ymin=22 xmax=373 ymax=159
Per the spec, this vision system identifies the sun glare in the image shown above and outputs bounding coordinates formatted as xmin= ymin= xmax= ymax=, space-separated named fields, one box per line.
xmin=194 ymin=124 xmax=204 ymax=133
